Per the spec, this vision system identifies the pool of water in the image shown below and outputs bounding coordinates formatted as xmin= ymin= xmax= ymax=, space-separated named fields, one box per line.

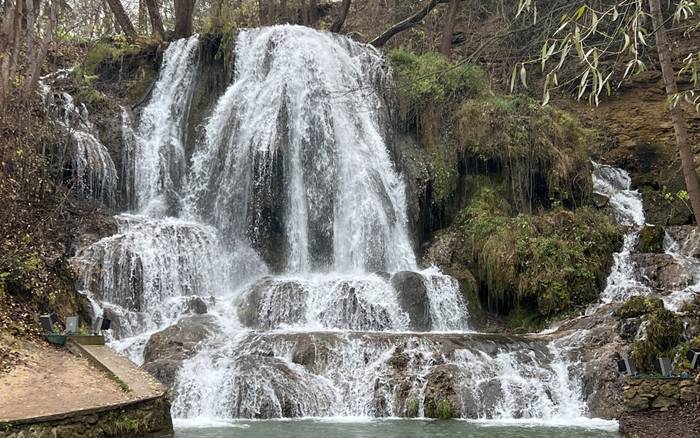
xmin=175 ymin=419 xmax=620 ymax=438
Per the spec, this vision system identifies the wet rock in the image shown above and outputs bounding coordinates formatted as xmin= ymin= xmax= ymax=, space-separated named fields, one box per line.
xmin=665 ymin=226 xmax=700 ymax=258
xmin=142 ymin=314 xmax=218 ymax=387
xmin=555 ymin=304 xmax=627 ymax=419
xmin=619 ymin=317 xmax=642 ymax=342
xmin=593 ymin=192 xmax=610 ymax=208
xmin=236 ymin=277 xmax=307 ymax=329
xmin=635 ymin=225 xmax=664 ymax=253
xmin=423 ymin=364 xmax=461 ymax=419
xmin=391 ymin=271 xmax=431 ymax=331
xmin=226 ymin=355 xmax=335 ymax=419
xmin=185 ymin=296 xmax=208 ymax=314
xmin=629 ymin=253 xmax=699 ymax=291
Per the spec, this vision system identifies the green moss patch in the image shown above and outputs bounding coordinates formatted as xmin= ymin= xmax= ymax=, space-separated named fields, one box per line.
xmin=631 ymin=307 xmax=684 ymax=373
xmin=614 ymin=296 xmax=664 ymax=319
xmin=454 ymin=96 xmax=593 ymax=212
xmin=451 ymin=186 xmax=621 ymax=320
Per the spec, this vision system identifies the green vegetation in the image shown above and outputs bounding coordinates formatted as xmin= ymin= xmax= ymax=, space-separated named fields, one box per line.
xmin=425 ymin=399 xmax=453 ymax=419
xmin=389 ymin=49 xmax=489 ymax=118
xmin=636 ymin=226 xmax=665 ymax=253
xmin=631 ymin=307 xmax=684 ymax=373
xmin=614 ymin=296 xmax=665 ymax=319
xmin=451 ymin=186 xmax=621 ymax=320
xmin=406 ymin=398 xmax=419 ymax=418
xmin=455 ymin=96 xmax=593 ymax=212
xmin=77 ymin=36 xmax=160 ymax=105
xmin=614 ymin=295 xmax=687 ymax=374
xmin=390 ymin=52 xmax=593 ymax=210
xmin=80 ymin=36 xmax=143 ymax=77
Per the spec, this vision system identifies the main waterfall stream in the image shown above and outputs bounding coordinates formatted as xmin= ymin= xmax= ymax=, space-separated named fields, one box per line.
xmin=72 ymin=26 xmax=619 ymax=436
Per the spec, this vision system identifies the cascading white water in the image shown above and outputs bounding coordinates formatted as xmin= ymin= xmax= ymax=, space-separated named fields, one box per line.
xmin=73 ymin=26 xmax=597 ymax=426
xmin=40 ymin=71 xmax=118 ymax=206
xmin=661 ymin=229 xmax=700 ymax=311
xmin=593 ymin=162 xmax=700 ymax=310
xmin=130 ymin=36 xmax=201 ymax=215
xmin=592 ymin=162 xmax=648 ymax=303
xmin=185 ymin=26 xmax=414 ymax=273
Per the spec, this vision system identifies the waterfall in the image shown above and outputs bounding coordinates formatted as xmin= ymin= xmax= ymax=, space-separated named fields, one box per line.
xmin=40 ymin=71 xmax=117 ymax=206
xmin=592 ymin=162 xmax=648 ymax=303
xmin=72 ymin=26 xmax=598 ymax=425
xmin=593 ymin=162 xmax=700 ymax=310
xmin=185 ymin=26 xmax=414 ymax=272
xmin=129 ymin=35 xmax=201 ymax=215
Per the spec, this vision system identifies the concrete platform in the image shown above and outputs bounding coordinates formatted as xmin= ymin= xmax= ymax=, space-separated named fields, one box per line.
xmin=0 ymin=342 xmax=172 ymax=437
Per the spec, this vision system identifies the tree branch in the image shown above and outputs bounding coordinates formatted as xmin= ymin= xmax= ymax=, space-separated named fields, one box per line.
xmin=369 ymin=0 xmax=451 ymax=48
xmin=330 ymin=0 xmax=351 ymax=33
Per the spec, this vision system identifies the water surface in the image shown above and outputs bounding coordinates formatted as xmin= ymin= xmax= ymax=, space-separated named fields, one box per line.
xmin=175 ymin=419 xmax=619 ymax=438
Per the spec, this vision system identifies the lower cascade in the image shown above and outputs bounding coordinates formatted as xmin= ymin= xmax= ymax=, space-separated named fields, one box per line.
xmin=73 ymin=26 xmax=605 ymax=424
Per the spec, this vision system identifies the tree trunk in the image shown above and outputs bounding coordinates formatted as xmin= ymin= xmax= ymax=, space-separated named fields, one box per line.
xmin=138 ymin=0 xmax=148 ymax=32
xmin=648 ymin=0 xmax=700 ymax=228
xmin=105 ymin=0 xmax=137 ymax=38
xmin=174 ymin=0 xmax=196 ymax=38
xmin=0 ymin=0 xmax=21 ymax=106
xmin=330 ymin=0 xmax=351 ymax=33
xmin=24 ymin=0 xmax=58 ymax=96
xmin=369 ymin=0 xmax=450 ymax=48
xmin=144 ymin=0 xmax=165 ymax=39
xmin=439 ymin=0 xmax=459 ymax=57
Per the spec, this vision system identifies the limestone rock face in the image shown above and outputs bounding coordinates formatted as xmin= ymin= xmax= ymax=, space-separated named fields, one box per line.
xmin=142 ymin=314 xmax=218 ymax=387
xmin=391 ymin=271 xmax=431 ymax=331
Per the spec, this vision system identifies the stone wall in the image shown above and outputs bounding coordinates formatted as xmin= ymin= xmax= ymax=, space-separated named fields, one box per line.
xmin=0 ymin=396 xmax=173 ymax=438
xmin=623 ymin=377 xmax=700 ymax=411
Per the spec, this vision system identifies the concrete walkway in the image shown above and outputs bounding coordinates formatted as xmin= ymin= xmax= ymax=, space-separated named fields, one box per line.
xmin=70 ymin=343 xmax=164 ymax=399
xmin=0 ymin=341 xmax=165 ymax=423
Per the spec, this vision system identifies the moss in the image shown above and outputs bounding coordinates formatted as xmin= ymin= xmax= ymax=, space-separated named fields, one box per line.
xmin=454 ymin=96 xmax=593 ymax=212
xmin=76 ymin=36 xmax=161 ymax=105
xmin=81 ymin=37 xmax=144 ymax=77
xmin=426 ymin=399 xmax=453 ymax=419
xmin=631 ymin=308 xmax=684 ymax=373
xmin=406 ymin=398 xmax=419 ymax=417
xmin=614 ymin=296 xmax=664 ymax=319
xmin=389 ymin=49 xmax=489 ymax=115
xmin=451 ymin=186 xmax=622 ymax=320
xmin=636 ymin=225 xmax=664 ymax=253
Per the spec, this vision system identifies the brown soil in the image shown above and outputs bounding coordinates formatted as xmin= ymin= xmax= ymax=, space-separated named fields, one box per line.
xmin=619 ymin=401 xmax=700 ymax=437
xmin=0 ymin=341 xmax=133 ymax=422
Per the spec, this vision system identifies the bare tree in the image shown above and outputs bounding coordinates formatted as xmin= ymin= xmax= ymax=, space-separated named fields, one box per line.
xmin=105 ymin=0 xmax=137 ymax=38
xmin=439 ymin=0 xmax=459 ymax=57
xmin=0 ymin=0 xmax=61 ymax=107
xmin=369 ymin=0 xmax=451 ymax=48
xmin=648 ymin=0 xmax=700 ymax=228
xmin=330 ymin=0 xmax=351 ymax=33
xmin=174 ymin=0 xmax=196 ymax=37
xmin=145 ymin=0 xmax=165 ymax=39
xmin=24 ymin=0 xmax=59 ymax=95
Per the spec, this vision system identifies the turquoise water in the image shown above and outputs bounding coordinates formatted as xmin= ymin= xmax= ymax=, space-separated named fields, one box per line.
xmin=175 ymin=419 xmax=619 ymax=438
